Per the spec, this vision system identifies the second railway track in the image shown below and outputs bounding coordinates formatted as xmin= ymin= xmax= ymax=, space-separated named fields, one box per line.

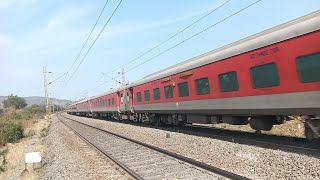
xmin=57 ymin=113 xmax=249 ymax=180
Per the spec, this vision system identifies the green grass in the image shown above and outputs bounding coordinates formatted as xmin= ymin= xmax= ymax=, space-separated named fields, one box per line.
xmin=0 ymin=120 xmax=23 ymax=146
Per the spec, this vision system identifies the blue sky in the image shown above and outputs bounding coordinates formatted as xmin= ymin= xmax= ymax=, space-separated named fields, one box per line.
xmin=0 ymin=0 xmax=319 ymax=101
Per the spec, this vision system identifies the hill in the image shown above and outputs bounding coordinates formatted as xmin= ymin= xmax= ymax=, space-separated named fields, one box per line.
xmin=0 ymin=96 xmax=72 ymax=108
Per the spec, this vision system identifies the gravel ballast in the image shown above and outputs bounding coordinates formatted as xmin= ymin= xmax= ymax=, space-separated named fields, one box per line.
xmin=63 ymin=118 xmax=227 ymax=179
xmin=42 ymin=115 xmax=132 ymax=180
xmin=65 ymin=113 xmax=320 ymax=180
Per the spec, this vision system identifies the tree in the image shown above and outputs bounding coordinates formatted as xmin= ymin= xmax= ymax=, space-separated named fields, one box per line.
xmin=3 ymin=95 xmax=27 ymax=109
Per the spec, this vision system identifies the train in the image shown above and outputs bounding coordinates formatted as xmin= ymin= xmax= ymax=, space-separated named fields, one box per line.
xmin=67 ymin=11 xmax=320 ymax=140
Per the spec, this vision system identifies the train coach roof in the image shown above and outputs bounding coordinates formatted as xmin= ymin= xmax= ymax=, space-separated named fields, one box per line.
xmin=132 ymin=10 xmax=320 ymax=87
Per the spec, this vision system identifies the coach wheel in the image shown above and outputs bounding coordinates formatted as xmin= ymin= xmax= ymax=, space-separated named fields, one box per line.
xmin=249 ymin=117 xmax=273 ymax=131
xmin=305 ymin=126 xmax=319 ymax=141
xmin=304 ymin=119 xmax=320 ymax=141
xmin=305 ymin=127 xmax=316 ymax=141
xmin=176 ymin=120 xmax=186 ymax=127
xmin=151 ymin=116 xmax=161 ymax=127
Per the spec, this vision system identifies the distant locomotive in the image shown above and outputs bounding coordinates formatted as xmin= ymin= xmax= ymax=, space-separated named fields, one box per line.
xmin=67 ymin=11 xmax=320 ymax=140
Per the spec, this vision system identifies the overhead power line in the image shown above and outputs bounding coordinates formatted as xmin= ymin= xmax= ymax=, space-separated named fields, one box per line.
xmin=65 ymin=0 xmax=110 ymax=78
xmin=125 ymin=0 xmax=262 ymax=74
xmin=66 ymin=0 xmax=123 ymax=86
xmin=49 ymin=73 xmax=67 ymax=85
xmin=94 ymin=0 xmax=262 ymax=91
xmin=102 ymin=0 xmax=232 ymax=77
xmin=88 ymin=0 xmax=232 ymax=94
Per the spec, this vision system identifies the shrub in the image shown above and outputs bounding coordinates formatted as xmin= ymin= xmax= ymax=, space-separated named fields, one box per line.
xmin=0 ymin=120 xmax=23 ymax=146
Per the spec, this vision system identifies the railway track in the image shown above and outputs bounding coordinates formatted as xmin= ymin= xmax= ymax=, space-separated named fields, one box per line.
xmin=177 ymin=124 xmax=320 ymax=152
xmin=57 ymin=113 xmax=249 ymax=180
xmin=71 ymin=114 xmax=320 ymax=154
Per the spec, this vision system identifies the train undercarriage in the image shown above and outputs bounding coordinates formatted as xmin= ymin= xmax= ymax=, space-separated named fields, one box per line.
xmin=68 ymin=111 xmax=320 ymax=141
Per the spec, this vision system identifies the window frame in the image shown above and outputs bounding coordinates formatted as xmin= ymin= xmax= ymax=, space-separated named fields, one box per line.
xmin=153 ymin=88 xmax=160 ymax=100
xmin=144 ymin=90 xmax=150 ymax=101
xmin=136 ymin=92 xmax=142 ymax=102
xmin=250 ymin=62 xmax=280 ymax=89
xmin=164 ymin=85 xmax=173 ymax=99
xmin=296 ymin=52 xmax=320 ymax=83
xmin=195 ymin=77 xmax=210 ymax=95
xmin=218 ymin=71 xmax=239 ymax=92
xmin=178 ymin=82 xmax=189 ymax=97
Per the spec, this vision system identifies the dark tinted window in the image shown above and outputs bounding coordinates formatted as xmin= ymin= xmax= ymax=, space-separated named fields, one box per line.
xmin=136 ymin=92 xmax=142 ymax=102
xmin=218 ymin=71 xmax=239 ymax=92
xmin=112 ymin=98 xmax=114 ymax=105
xmin=144 ymin=90 xmax=150 ymax=101
xmin=164 ymin=85 xmax=173 ymax=98
xmin=108 ymin=99 xmax=111 ymax=106
xmin=296 ymin=52 xmax=320 ymax=83
xmin=250 ymin=63 xmax=279 ymax=88
xmin=153 ymin=88 xmax=160 ymax=100
xmin=195 ymin=77 xmax=210 ymax=95
xmin=178 ymin=82 xmax=189 ymax=97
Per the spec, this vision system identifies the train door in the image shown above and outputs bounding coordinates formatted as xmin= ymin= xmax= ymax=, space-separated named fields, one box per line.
xmin=118 ymin=88 xmax=130 ymax=112
xmin=128 ymin=88 xmax=134 ymax=113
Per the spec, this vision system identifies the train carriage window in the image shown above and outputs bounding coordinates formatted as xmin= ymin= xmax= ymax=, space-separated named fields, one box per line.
xmin=112 ymin=98 xmax=115 ymax=105
xmin=144 ymin=90 xmax=150 ymax=101
xmin=296 ymin=52 xmax=320 ymax=83
xmin=153 ymin=88 xmax=160 ymax=100
xmin=178 ymin=82 xmax=189 ymax=97
xmin=108 ymin=99 xmax=111 ymax=106
xmin=218 ymin=71 xmax=239 ymax=92
xmin=164 ymin=85 xmax=173 ymax=98
xmin=195 ymin=77 xmax=210 ymax=95
xmin=136 ymin=92 xmax=142 ymax=102
xmin=250 ymin=63 xmax=279 ymax=88
xmin=121 ymin=94 xmax=123 ymax=104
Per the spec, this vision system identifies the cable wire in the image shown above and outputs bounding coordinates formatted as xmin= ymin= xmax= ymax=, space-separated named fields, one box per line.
xmin=102 ymin=0 xmax=232 ymax=76
xmin=125 ymin=0 xmax=262 ymax=74
xmin=66 ymin=0 xmax=123 ymax=86
xmin=95 ymin=0 xmax=262 ymax=91
xmin=65 ymin=0 xmax=109 ymax=77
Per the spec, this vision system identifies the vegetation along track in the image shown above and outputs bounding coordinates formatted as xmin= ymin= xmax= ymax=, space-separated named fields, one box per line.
xmin=57 ymin=113 xmax=249 ymax=180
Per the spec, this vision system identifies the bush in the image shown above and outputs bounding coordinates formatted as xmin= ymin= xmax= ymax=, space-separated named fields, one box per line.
xmin=0 ymin=120 xmax=23 ymax=146
xmin=3 ymin=95 xmax=27 ymax=109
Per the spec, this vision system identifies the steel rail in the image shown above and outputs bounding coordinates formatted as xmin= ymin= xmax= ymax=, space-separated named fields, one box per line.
xmin=182 ymin=125 xmax=320 ymax=152
xmin=60 ymin=113 xmax=250 ymax=180
xmin=56 ymin=113 xmax=144 ymax=180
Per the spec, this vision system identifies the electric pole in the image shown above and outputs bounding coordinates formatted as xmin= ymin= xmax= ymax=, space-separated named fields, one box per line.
xmin=121 ymin=68 xmax=125 ymax=86
xmin=43 ymin=66 xmax=50 ymax=119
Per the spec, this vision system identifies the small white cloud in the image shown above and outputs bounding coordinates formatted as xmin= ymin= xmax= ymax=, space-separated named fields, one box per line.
xmin=0 ymin=0 xmax=17 ymax=8
xmin=0 ymin=34 xmax=14 ymax=48
xmin=0 ymin=0 xmax=38 ymax=9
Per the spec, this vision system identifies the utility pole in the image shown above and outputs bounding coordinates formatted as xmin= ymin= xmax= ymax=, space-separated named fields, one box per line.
xmin=121 ymin=68 xmax=125 ymax=86
xmin=43 ymin=66 xmax=50 ymax=119
xmin=51 ymin=98 xmax=54 ymax=114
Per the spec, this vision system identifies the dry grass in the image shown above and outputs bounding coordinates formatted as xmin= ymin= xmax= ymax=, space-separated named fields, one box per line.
xmin=0 ymin=117 xmax=51 ymax=179
xmin=207 ymin=117 xmax=305 ymax=137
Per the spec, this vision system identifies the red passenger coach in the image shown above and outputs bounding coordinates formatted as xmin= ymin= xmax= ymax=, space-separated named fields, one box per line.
xmin=67 ymin=11 xmax=320 ymax=140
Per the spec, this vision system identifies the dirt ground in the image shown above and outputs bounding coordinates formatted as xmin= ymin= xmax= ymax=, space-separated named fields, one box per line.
xmin=204 ymin=117 xmax=305 ymax=137
xmin=0 ymin=118 xmax=51 ymax=180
